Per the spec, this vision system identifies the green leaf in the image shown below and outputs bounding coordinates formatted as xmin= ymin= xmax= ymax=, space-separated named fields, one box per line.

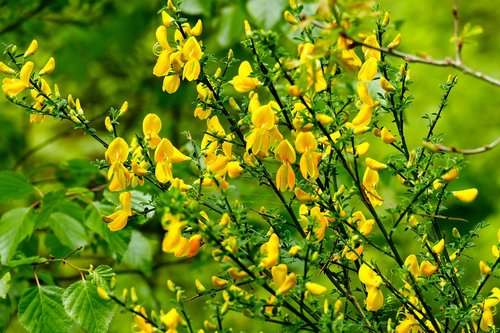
xmin=0 ymin=208 xmax=35 ymax=264
xmin=217 ymin=5 xmax=246 ymax=47
xmin=246 ymin=0 xmax=288 ymax=29
xmin=49 ymin=212 xmax=88 ymax=249
xmin=122 ymin=231 xmax=153 ymax=273
xmin=89 ymin=265 xmax=115 ymax=289
xmin=18 ymin=286 xmax=73 ymax=333
xmin=84 ymin=205 xmax=131 ymax=261
xmin=62 ymin=280 xmax=116 ymax=333
xmin=0 ymin=272 xmax=10 ymax=299
xmin=0 ymin=171 xmax=35 ymax=202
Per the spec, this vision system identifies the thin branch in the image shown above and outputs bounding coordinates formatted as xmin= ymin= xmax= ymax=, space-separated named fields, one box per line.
xmin=340 ymin=33 xmax=500 ymax=87
xmin=426 ymin=137 xmax=499 ymax=155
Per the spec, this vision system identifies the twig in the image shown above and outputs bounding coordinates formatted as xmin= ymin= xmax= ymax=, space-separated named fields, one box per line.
xmin=427 ymin=138 xmax=499 ymax=155
xmin=341 ymin=33 xmax=500 ymax=87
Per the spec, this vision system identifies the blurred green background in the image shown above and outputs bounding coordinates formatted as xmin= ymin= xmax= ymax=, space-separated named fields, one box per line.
xmin=0 ymin=0 xmax=498 ymax=331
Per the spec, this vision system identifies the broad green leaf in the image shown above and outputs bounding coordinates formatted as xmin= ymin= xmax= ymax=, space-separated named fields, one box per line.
xmin=18 ymin=286 xmax=73 ymax=333
xmin=62 ymin=280 xmax=116 ymax=333
xmin=122 ymin=231 xmax=153 ymax=273
xmin=5 ymin=256 xmax=48 ymax=268
xmin=0 ymin=171 xmax=35 ymax=202
xmin=217 ymin=5 xmax=246 ymax=47
xmin=0 ymin=208 xmax=35 ymax=264
xmin=89 ymin=265 xmax=115 ymax=289
xmin=84 ymin=205 xmax=131 ymax=261
xmin=49 ymin=212 xmax=88 ymax=249
xmin=55 ymin=159 xmax=99 ymax=187
xmin=35 ymin=190 xmax=66 ymax=228
xmin=246 ymin=0 xmax=288 ymax=29
xmin=0 ymin=272 xmax=10 ymax=299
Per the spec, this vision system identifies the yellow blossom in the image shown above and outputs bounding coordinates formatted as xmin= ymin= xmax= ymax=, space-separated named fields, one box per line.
xmin=2 ymin=61 xmax=33 ymax=97
xmin=284 ymin=11 xmax=298 ymax=24
xmin=0 ymin=62 xmax=15 ymax=74
xmin=362 ymin=35 xmax=381 ymax=61
xmin=245 ymin=103 xmax=283 ymax=156
xmin=191 ymin=19 xmax=203 ymax=36
xmin=106 ymin=137 xmax=131 ymax=191
xmin=102 ymin=192 xmax=133 ymax=231
xmin=452 ymin=188 xmax=478 ymax=203
xmin=365 ymin=157 xmax=387 ymax=171
xmin=163 ymin=75 xmax=181 ymax=94
xmin=357 ymin=81 xmax=375 ymax=107
xmin=381 ymin=127 xmax=396 ymax=144
xmin=38 ymin=57 xmax=55 ymax=76
xmin=480 ymin=260 xmax=491 ymax=275
xmin=305 ymin=282 xmax=328 ymax=296
xmin=420 ymin=260 xmax=438 ymax=277
xmin=358 ymin=57 xmax=378 ymax=82
xmin=143 ymin=113 xmax=162 ymax=148
xmin=362 ymin=168 xmax=383 ymax=206
xmin=232 ymin=61 xmax=260 ymax=93
xmin=358 ymin=264 xmax=384 ymax=311
xmin=295 ymin=131 xmax=322 ymax=179
xmin=154 ymin=138 xmax=190 ymax=183
xmin=380 ymin=76 xmax=395 ymax=92
xmin=24 ymin=40 xmax=38 ymax=57
xmin=388 ymin=33 xmax=402 ymax=49
xmin=212 ymin=276 xmax=228 ymax=288
xmin=275 ymin=139 xmax=296 ymax=191
xmin=161 ymin=308 xmax=182 ymax=331
xmin=260 ymin=233 xmax=279 ymax=269
xmin=441 ymin=167 xmax=459 ymax=182
xmin=432 ymin=239 xmax=445 ymax=255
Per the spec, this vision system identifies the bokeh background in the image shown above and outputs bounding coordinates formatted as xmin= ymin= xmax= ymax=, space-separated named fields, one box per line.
xmin=0 ymin=0 xmax=498 ymax=331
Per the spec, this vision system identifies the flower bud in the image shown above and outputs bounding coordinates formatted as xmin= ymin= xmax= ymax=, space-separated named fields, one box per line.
xmin=382 ymin=12 xmax=390 ymax=26
xmin=97 ymin=286 xmax=110 ymax=300
xmin=479 ymin=260 xmax=491 ymax=275
xmin=24 ymin=39 xmax=38 ymax=57
xmin=432 ymin=239 xmax=445 ymax=255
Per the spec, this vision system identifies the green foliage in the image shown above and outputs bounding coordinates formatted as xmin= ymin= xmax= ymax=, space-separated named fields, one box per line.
xmin=0 ymin=208 xmax=35 ymax=264
xmin=62 ymin=280 xmax=116 ymax=333
xmin=18 ymin=286 xmax=72 ymax=333
xmin=0 ymin=172 xmax=35 ymax=203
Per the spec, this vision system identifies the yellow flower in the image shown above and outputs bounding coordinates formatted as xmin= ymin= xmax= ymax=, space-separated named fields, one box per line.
xmin=362 ymin=167 xmax=383 ymax=207
xmin=387 ymin=33 xmax=402 ymax=49
xmin=133 ymin=306 xmax=154 ymax=333
xmin=260 ymin=233 xmax=279 ymax=269
xmin=432 ymin=239 xmax=445 ymax=255
xmin=273 ymin=264 xmax=296 ymax=296
xmin=0 ymin=62 xmax=15 ymax=74
xmin=452 ymin=188 xmax=478 ymax=203
xmin=24 ymin=40 xmax=38 ymax=57
xmin=245 ymin=103 xmax=283 ymax=156
xmin=162 ymin=75 xmax=180 ymax=94
xmin=275 ymin=140 xmax=296 ymax=191
xmin=305 ymin=282 xmax=328 ymax=296
xmin=381 ymin=127 xmax=396 ymax=144
xmin=358 ymin=264 xmax=384 ymax=311
xmin=349 ymin=211 xmax=374 ymax=236
xmin=404 ymin=254 xmax=420 ymax=278
xmin=2 ymin=61 xmax=33 ymax=97
xmin=357 ymin=82 xmax=375 ymax=107
xmin=380 ymin=76 xmax=395 ymax=92
xmin=358 ymin=57 xmax=378 ymax=82
xmin=191 ymin=19 xmax=203 ymax=36
xmin=295 ymin=131 xmax=322 ymax=179
xmin=142 ymin=113 xmax=162 ymax=148
xmin=39 ymin=57 xmax=55 ymax=75
xmin=479 ymin=260 xmax=491 ymax=275
xmin=365 ymin=157 xmax=387 ymax=171
xmin=102 ymin=191 xmax=133 ymax=231
xmin=419 ymin=260 xmax=438 ymax=277
xmin=212 ymin=276 xmax=228 ymax=288
xmin=106 ymin=137 xmax=131 ymax=191
xmin=161 ymin=308 xmax=182 ymax=331
xmin=232 ymin=61 xmax=260 ymax=93
xmin=154 ymin=138 xmax=190 ymax=183
xmin=362 ymin=35 xmax=381 ymax=61
xmin=441 ymin=167 xmax=459 ymax=183
xmin=480 ymin=288 xmax=500 ymax=331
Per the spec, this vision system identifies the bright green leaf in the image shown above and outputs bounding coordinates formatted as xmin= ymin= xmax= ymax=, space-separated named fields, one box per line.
xmin=246 ymin=0 xmax=288 ymax=29
xmin=89 ymin=265 xmax=115 ymax=289
xmin=49 ymin=212 xmax=88 ymax=249
xmin=62 ymin=280 xmax=116 ymax=333
xmin=18 ymin=286 xmax=73 ymax=333
xmin=217 ymin=5 xmax=246 ymax=47
xmin=0 ymin=171 xmax=35 ymax=202
xmin=0 ymin=208 xmax=35 ymax=264
xmin=122 ymin=231 xmax=153 ymax=273
xmin=0 ymin=272 xmax=10 ymax=299
xmin=84 ymin=205 xmax=131 ymax=261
